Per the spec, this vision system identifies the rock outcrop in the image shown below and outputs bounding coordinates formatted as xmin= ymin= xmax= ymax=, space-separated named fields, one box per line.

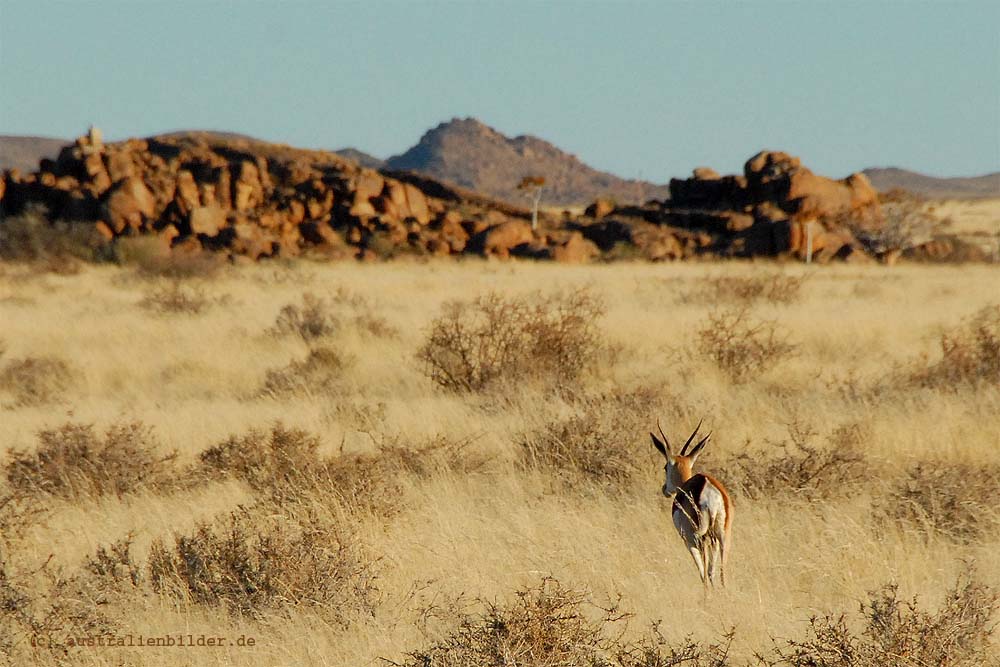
xmin=647 ymin=150 xmax=882 ymax=261
xmin=1 ymin=134 xmax=887 ymax=264
xmin=1 ymin=129 xmax=577 ymax=261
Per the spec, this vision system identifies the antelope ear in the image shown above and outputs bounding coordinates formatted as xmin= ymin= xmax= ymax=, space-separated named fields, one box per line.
xmin=650 ymin=433 xmax=669 ymax=458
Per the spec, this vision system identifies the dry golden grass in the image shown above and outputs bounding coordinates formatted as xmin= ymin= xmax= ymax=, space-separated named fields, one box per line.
xmin=1 ymin=258 xmax=998 ymax=665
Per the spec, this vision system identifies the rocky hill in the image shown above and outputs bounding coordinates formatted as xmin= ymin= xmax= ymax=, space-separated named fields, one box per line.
xmin=863 ymin=167 xmax=1000 ymax=199
xmin=383 ymin=118 xmax=671 ymax=207
xmin=0 ymin=135 xmax=68 ymax=173
xmin=334 ymin=148 xmax=385 ymax=170
xmin=5 ymin=128 xmax=941 ymax=264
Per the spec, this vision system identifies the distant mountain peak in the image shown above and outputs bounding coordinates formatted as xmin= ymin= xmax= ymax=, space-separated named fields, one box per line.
xmin=863 ymin=167 xmax=1000 ymax=199
xmin=385 ymin=118 xmax=669 ymax=206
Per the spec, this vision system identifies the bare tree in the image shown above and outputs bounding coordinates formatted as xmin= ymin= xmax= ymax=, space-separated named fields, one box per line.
xmin=517 ymin=176 xmax=546 ymax=231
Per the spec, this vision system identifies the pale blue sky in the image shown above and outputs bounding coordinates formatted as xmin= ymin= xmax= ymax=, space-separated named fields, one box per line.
xmin=1 ymin=1 xmax=997 ymax=181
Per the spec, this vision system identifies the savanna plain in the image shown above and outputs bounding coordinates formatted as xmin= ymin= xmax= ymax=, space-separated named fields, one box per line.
xmin=0 ymin=256 xmax=998 ymax=667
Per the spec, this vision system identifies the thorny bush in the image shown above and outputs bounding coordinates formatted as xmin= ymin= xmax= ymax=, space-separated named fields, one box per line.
xmin=147 ymin=505 xmax=379 ymax=622
xmin=5 ymin=421 xmax=179 ymax=500
xmin=261 ymin=345 xmax=353 ymax=397
xmin=885 ymin=460 xmax=1000 ymax=543
xmin=417 ymin=289 xmax=608 ymax=392
xmin=680 ymin=273 xmax=805 ymax=306
xmin=696 ymin=306 xmax=796 ymax=383
xmin=518 ymin=386 xmax=661 ymax=488
xmin=0 ymin=356 xmax=76 ymax=407
xmin=395 ymin=577 xmax=735 ymax=667
xmin=270 ymin=292 xmax=337 ymax=341
xmin=909 ymin=304 xmax=1000 ymax=389
xmin=198 ymin=423 xmax=485 ymax=516
xmin=725 ymin=420 xmax=868 ymax=502
xmin=759 ymin=575 xmax=998 ymax=667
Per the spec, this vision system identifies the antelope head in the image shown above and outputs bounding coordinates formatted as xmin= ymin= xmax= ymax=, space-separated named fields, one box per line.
xmin=649 ymin=418 xmax=712 ymax=498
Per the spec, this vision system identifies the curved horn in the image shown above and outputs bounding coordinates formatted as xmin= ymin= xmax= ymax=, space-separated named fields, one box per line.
xmin=680 ymin=418 xmax=704 ymax=456
xmin=689 ymin=431 xmax=712 ymax=457
xmin=656 ymin=419 xmax=672 ymax=454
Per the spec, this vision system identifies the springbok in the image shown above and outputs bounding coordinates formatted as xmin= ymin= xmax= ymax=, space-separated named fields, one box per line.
xmin=649 ymin=419 xmax=732 ymax=589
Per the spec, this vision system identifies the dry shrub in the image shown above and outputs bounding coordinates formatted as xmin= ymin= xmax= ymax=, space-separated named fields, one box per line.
xmin=0 ymin=492 xmax=46 ymax=546
xmin=317 ymin=433 xmax=485 ymax=517
xmin=147 ymin=505 xmax=379 ymax=622
xmin=352 ymin=311 xmax=399 ymax=338
xmin=909 ymin=304 xmax=1000 ymax=389
xmin=5 ymin=422 xmax=178 ymax=500
xmin=726 ymin=421 xmax=867 ymax=502
xmin=0 ymin=207 xmax=96 ymax=274
xmin=197 ymin=423 xmax=323 ymax=495
xmin=0 ymin=557 xmax=117 ymax=661
xmin=681 ymin=273 xmax=805 ymax=306
xmin=518 ymin=387 xmax=659 ymax=488
xmin=417 ymin=289 xmax=607 ymax=392
xmin=849 ymin=197 xmax=942 ymax=255
xmin=696 ymin=306 xmax=796 ymax=383
xmin=270 ymin=292 xmax=338 ymax=341
xmin=198 ymin=423 xmax=483 ymax=516
xmin=397 ymin=578 xmax=734 ymax=667
xmin=86 ymin=535 xmax=143 ymax=591
xmin=0 ymin=356 xmax=76 ymax=407
xmin=885 ymin=461 xmax=1000 ymax=542
xmin=261 ymin=345 xmax=352 ymax=396
xmin=761 ymin=576 xmax=998 ymax=667
xmin=115 ymin=236 xmax=225 ymax=280
xmin=138 ymin=281 xmax=219 ymax=314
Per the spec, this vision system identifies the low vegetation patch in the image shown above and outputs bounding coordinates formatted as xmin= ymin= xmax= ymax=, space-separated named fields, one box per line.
xmin=908 ymin=304 xmax=1000 ymax=389
xmin=0 ymin=558 xmax=117 ymax=661
xmin=261 ymin=345 xmax=353 ymax=397
xmin=417 ymin=289 xmax=608 ymax=392
xmin=0 ymin=208 xmax=96 ymax=274
xmin=198 ymin=423 xmax=484 ymax=516
xmin=695 ymin=306 xmax=796 ymax=383
xmin=148 ymin=505 xmax=379 ymax=622
xmin=398 ymin=576 xmax=996 ymax=667
xmin=197 ymin=423 xmax=324 ymax=496
xmin=0 ymin=355 xmax=76 ymax=407
xmin=725 ymin=421 xmax=867 ymax=502
xmin=517 ymin=387 xmax=660 ymax=488
xmin=270 ymin=292 xmax=337 ymax=341
xmin=137 ymin=281 xmax=221 ymax=314
xmin=5 ymin=421 xmax=178 ymax=500
xmin=680 ymin=273 xmax=805 ymax=306
xmin=760 ymin=576 xmax=998 ymax=667
xmin=396 ymin=577 xmax=735 ymax=667
xmin=115 ymin=236 xmax=225 ymax=280
xmin=885 ymin=460 xmax=1000 ymax=542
